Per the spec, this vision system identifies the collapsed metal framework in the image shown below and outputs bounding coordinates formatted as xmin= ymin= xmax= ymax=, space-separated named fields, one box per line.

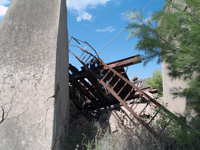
xmin=69 ymin=37 xmax=192 ymax=137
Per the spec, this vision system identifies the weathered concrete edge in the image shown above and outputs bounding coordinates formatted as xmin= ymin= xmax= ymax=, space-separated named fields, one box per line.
xmin=52 ymin=0 xmax=69 ymax=149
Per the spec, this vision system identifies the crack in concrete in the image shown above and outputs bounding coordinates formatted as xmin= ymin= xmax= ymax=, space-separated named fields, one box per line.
xmin=32 ymin=64 xmax=44 ymax=99
xmin=4 ymin=64 xmax=44 ymax=122
xmin=1 ymin=76 xmax=35 ymax=123
xmin=2 ymin=74 xmax=13 ymax=84
xmin=0 ymin=106 xmax=5 ymax=124
xmin=7 ymin=107 xmax=29 ymax=120
xmin=8 ymin=76 xmax=41 ymax=120
xmin=0 ymin=86 xmax=17 ymax=125
xmin=34 ymin=82 xmax=38 ymax=97
xmin=4 ymin=86 xmax=16 ymax=119
xmin=2 ymin=74 xmax=42 ymax=147
xmin=0 ymin=62 xmax=58 ymax=149
xmin=39 ymin=64 xmax=54 ymax=141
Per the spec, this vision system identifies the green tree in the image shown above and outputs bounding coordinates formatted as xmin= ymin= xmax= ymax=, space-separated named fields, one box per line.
xmin=127 ymin=0 xmax=200 ymax=147
xmin=127 ymin=0 xmax=200 ymax=115
xmin=146 ymin=69 xmax=163 ymax=97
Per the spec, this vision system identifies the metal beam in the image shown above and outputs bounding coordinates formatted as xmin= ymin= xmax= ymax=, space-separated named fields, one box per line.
xmin=69 ymin=55 xmax=141 ymax=81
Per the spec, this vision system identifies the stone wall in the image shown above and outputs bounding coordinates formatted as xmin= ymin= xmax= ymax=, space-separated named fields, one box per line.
xmin=0 ymin=0 xmax=69 ymax=149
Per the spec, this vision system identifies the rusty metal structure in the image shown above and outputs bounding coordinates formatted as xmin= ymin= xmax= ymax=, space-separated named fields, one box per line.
xmin=69 ymin=37 xmax=192 ymax=137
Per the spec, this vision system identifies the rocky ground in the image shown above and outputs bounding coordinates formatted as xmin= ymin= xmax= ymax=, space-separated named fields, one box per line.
xmin=65 ymin=96 xmax=179 ymax=150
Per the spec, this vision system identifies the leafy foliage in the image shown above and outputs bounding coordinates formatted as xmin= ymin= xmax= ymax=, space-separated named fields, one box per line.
xmin=127 ymin=0 xmax=200 ymax=113
xmin=127 ymin=0 xmax=200 ymax=146
xmin=156 ymin=108 xmax=200 ymax=149
xmin=127 ymin=0 xmax=200 ymax=78
xmin=146 ymin=69 xmax=163 ymax=97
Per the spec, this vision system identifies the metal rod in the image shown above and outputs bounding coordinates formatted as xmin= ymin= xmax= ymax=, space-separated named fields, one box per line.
xmin=148 ymin=111 xmax=159 ymax=125
xmin=84 ymin=55 xmax=92 ymax=64
xmin=100 ymin=70 xmax=110 ymax=82
xmin=139 ymin=103 xmax=149 ymax=116
xmin=82 ymin=53 xmax=88 ymax=61
xmin=79 ymin=51 xmax=85 ymax=59
xmin=107 ymin=73 xmax=115 ymax=84
xmin=117 ymin=83 xmax=127 ymax=95
xmin=71 ymin=37 xmax=99 ymax=58
xmin=123 ymin=88 xmax=134 ymax=101
xmin=112 ymin=78 xmax=121 ymax=90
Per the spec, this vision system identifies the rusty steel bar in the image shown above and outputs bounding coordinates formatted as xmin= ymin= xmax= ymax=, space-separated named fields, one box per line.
xmin=71 ymin=36 xmax=99 ymax=58
xmin=123 ymin=88 xmax=134 ymax=102
xmin=69 ymin=55 xmax=142 ymax=81
xmin=107 ymin=55 xmax=141 ymax=68
xmin=79 ymin=51 xmax=85 ymax=59
xmin=107 ymin=73 xmax=115 ymax=84
xmin=69 ymin=44 xmax=97 ymax=59
xmin=111 ymin=77 xmax=121 ymax=90
xmin=117 ymin=83 xmax=127 ymax=95
xmin=101 ymin=70 xmax=110 ymax=82
xmin=139 ymin=103 xmax=149 ymax=116
xmin=148 ymin=111 xmax=159 ymax=125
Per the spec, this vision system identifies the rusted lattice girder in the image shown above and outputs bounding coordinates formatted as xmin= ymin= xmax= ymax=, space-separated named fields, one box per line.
xmin=69 ymin=37 xmax=194 ymax=138
xmin=69 ymin=54 xmax=145 ymax=110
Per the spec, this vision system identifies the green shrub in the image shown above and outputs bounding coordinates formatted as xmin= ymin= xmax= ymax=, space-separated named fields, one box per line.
xmin=146 ymin=69 xmax=163 ymax=97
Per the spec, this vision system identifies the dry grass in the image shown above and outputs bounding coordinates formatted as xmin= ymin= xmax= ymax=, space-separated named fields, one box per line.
xmin=65 ymin=102 xmax=199 ymax=150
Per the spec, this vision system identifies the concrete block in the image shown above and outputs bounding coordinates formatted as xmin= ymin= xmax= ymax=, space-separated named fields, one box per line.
xmin=162 ymin=61 xmax=187 ymax=115
xmin=0 ymin=0 xmax=69 ymax=149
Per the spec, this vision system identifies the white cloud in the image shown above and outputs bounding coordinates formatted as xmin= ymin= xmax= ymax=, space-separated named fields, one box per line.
xmin=77 ymin=11 xmax=92 ymax=22
xmin=67 ymin=0 xmax=111 ymax=22
xmin=0 ymin=5 xmax=8 ymax=16
xmin=96 ymin=26 xmax=115 ymax=33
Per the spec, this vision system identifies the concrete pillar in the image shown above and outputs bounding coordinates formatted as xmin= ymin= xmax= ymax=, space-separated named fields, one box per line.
xmin=162 ymin=62 xmax=187 ymax=115
xmin=0 ymin=0 xmax=69 ymax=149
xmin=161 ymin=0 xmax=193 ymax=117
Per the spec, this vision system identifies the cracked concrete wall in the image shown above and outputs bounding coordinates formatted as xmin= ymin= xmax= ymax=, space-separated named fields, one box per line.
xmin=0 ymin=0 xmax=69 ymax=150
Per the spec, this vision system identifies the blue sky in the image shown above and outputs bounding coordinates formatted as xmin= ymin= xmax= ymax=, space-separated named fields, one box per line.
xmin=0 ymin=0 xmax=165 ymax=80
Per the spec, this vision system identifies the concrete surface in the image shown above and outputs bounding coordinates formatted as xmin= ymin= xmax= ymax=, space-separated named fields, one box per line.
xmin=0 ymin=0 xmax=69 ymax=150
xmin=161 ymin=0 xmax=188 ymax=116
xmin=162 ymin=62 xmax=187 ymax=115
